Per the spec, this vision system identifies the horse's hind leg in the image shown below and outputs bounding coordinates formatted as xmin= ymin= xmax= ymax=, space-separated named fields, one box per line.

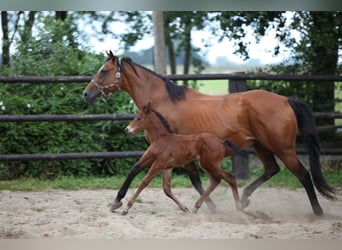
xmin=184 ymin=161 xmax=217 ymax=213
xmin=241 ymin=144 xmax=280 ymax=208
xmin=162 ymin=169 xmax=189 ymax=212
xmin=277 ymin=150 xmax=323 ymax=216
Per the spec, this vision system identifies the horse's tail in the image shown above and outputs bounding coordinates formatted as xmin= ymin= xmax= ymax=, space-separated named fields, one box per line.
xmin=223 ymin=140 xmax=248 ymax=158
xmin=288 ymin=96 xmax=335 ymax=200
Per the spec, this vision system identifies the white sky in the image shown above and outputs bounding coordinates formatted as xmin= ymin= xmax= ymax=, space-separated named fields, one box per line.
xmin=88 ymin=27 xmax=289 ymax=65
xmin=1 ymin=11 xmax=296 ymax=66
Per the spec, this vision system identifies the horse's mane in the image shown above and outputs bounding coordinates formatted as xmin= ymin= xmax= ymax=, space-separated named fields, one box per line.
xmin=151 ymin=108 xmax=175 ymax=134
xmin=121 ymin=57 xmax=188 ymax=102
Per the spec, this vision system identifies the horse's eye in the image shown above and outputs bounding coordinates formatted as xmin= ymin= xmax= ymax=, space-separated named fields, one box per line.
xmin=137 ymin=117 xmax=142 ymax=121
xmin=100 ymin=70 xmax=108 ymax=76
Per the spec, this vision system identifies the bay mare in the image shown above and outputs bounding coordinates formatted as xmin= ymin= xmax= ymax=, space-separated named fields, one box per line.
xmin=122 ymin=102 xmax=244 ymax=215
xmin=83 ymin=51 xmax=335 ymax=216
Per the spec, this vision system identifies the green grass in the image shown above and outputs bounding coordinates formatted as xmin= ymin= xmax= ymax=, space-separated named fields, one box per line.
xmin=0 ymin=167 xmax=340 ymax=191
xmin=197 ymin=80 xmax=228 ymax=95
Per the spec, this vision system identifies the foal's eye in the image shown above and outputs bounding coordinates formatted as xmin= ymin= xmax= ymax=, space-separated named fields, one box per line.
xmin=137 ymin=117 xmax=142 ymax=121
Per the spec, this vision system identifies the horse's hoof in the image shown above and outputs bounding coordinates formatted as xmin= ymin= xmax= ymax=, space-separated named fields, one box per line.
xmin=192 ymin=207 xmax=198 ymax=214
xmin=241 ymin=198 xmax=250 ymax=209
xmin=111 ymin=201 xmax=123 ymax=212
xmin=313 ymin=206 xmax=323 ymax=216
xmin=122 ymin=210 xmax=128 ymax=216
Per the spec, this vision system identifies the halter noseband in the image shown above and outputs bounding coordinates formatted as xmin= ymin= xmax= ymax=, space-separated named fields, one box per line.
xmin=91 ymin=58 xmax=122 ymax=97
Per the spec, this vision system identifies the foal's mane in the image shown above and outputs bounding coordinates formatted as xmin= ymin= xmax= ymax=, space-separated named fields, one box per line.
xmin=150 ymin=108 xmax=175 ymax=134
xmin=118 ymin=56 xmax=188 ymax=102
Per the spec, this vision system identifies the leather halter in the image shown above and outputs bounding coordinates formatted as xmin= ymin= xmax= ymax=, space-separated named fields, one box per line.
xmin=91 ymin=58 xmax=122 ymax=96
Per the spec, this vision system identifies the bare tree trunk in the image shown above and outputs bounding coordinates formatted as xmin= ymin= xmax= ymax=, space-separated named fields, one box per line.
xmin=165 ymin=31 xmax=176 ymax=74
xmin=21 ymin=11 xmax=36 ymax=44
xmin=152 ymin=11 xmax=166 ymax=75
xmin=183 ymin=26 xmax=191 ymax=86
xmin=1 ymin=11 xmax=10 ymax=66
xmin=55 ymin=11 xmax=68 ymax=21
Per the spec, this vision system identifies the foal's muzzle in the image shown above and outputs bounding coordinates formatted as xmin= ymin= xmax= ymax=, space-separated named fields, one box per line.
xmin=124 ymin=127 xmax=133 ymax=135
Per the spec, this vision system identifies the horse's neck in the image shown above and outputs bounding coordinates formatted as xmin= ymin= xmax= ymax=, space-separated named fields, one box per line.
xmin=145 ymin=113 xmax=169 ymax=142
xmin=121 ymin=66 xmax=169 ymax=109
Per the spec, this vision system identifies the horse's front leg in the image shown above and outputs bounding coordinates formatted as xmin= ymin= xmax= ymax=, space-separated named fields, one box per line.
xmin=184 ymin=161 xmax=216 ymax=213
xmin=111 ymin=152 xmax=153 ymax=212
xmin=122 ymin=163 xmax=161 ymax=215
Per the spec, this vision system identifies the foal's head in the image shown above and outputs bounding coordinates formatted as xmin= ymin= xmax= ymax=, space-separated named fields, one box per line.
xmin=125 ymin=102 xmax=173 ymax=136
xmin=125 ymin=103 xmax=152 ymax=135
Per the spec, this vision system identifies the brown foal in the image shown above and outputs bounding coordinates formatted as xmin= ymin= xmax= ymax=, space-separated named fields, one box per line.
xmin=121 ymin=102 xmax=244 ymax=215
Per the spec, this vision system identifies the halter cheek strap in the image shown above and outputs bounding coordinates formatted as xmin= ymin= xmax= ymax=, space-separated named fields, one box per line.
xmin=91 ymin=58 xmax=122 ymax=97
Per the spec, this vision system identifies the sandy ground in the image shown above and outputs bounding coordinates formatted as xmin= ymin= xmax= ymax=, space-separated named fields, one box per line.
xmin=0 ymin=186 xmax=341 ymax=239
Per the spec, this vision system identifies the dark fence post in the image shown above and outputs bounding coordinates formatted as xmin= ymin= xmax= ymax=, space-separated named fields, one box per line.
xmin=228 ymin=72 xmax=249 ymax=180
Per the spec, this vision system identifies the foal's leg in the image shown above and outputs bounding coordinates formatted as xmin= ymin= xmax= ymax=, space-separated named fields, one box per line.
xmin=193 ymin=172 xmax=220 ymax=213
xmin=122 ymin=163 xmax=161 ymax=215
xmin=241 ymin=144 xmax=280 ymax=209
xmin=162 ymin=169 xmax=190 ymax=212
xmin=184 ymin=161 xmax=217 ymax=213
xmin=111 ymin=153 xmax=154 ymax=212
xmin=220 ymin=169 xmax=242 ymax=210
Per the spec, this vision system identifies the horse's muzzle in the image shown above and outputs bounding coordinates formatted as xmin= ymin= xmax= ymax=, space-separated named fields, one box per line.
xmin=82 ymin=89 xmax=98 ymax=104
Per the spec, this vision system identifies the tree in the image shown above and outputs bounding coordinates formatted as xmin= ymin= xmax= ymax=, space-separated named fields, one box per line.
xmin=163 ymin=12 xmax=208 ymax=80
xmin=1 ymin=11 xmax=9 ymax=66
xmin=104 ymin=11 xmax=209 ymax=80
xmin=0 ymin=11 xmax=80 ymax=68
xmin=152 ymin=11 xmax=166 ymax=74
xmin=0 ymin=14 xmax=145 ymax=179
xmin=218 ymin=11 xmax=341 ymax=130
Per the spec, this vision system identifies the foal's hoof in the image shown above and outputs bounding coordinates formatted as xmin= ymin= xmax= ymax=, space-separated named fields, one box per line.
xmin=111 ymin=201 xmax=123 ymax=212
xmin=206 ymin=200 xmax=216 ymax=213
xmin=236 ymin=202 xmax=244 ymax=211
xmin=192 ymin=207 xmax=199 ymax=214
xmin=182 ymin=206 xmax=190 ymax=213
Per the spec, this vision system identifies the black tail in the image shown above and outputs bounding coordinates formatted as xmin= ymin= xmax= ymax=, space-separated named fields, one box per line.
xmin=223 ymin=140 xmax=248 ymax=158
xmin=288 ymin=96 xmax=335 ymax=200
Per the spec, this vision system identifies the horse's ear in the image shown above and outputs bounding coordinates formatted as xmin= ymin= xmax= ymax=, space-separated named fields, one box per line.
xmin=106 ymin=50 xmax=115 ymax=61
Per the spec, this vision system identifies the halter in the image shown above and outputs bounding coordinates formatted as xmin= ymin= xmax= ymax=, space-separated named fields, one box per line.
xmin=91 ymin=58 xmax=122 ymax=97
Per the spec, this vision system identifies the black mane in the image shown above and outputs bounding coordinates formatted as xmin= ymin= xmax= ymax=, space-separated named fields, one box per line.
xmin=151 ymin=109 xmax=175 ymax=134
xmin=121 ymin=57 xmax=188 ymax=102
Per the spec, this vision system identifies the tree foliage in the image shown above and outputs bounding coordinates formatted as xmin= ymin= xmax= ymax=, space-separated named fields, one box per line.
xmin=0 ymin=17 xmax=146 ymax=179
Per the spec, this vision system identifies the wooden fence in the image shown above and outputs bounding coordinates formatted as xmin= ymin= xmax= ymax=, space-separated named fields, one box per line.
xmin=1 ymin=73 xmax=342 ymax=179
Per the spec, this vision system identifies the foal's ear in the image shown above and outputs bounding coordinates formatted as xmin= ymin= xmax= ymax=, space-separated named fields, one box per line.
xmin=142 ymin=102 xmax=152 ymax=113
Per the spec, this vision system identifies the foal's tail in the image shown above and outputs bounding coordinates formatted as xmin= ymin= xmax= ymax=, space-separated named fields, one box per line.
xmin=223 ymin=140 xmax=248 ymax=158
xmin=288 ymin=96 xmax=335 ymax=200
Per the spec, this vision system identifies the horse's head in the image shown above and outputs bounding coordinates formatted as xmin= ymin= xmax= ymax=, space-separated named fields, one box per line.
xmin=125 ymin=102 xmax=152 ymax=135
xmin=83 ymin=50 xmax=122 ymax=104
